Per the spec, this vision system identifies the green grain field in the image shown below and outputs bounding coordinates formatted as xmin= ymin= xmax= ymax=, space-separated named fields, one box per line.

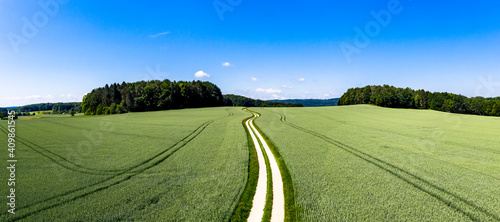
xmin=0 ymin=107 xmax=250 ymax=221
xmin=254 ymin=105 xmax=500 ymax=221
xmin=2 ymin=105 xmax=499 ymax=221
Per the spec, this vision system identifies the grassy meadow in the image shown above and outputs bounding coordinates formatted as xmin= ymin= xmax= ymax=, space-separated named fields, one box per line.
xmin=0 ymin=107 xmax=250 ymax=221
xmin=254 ymin=105 xmax=500 ymax=221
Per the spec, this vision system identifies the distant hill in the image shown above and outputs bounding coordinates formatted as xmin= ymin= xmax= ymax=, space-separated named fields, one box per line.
xmin=268 ymin=98 xmax=339 ymax=107
xmin=224 ymin=94 xmax=303 ymax=107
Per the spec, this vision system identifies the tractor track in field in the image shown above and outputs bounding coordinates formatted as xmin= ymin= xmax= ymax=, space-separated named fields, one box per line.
xmin=0 ymin=121 xmax=209 ymax=175
xmin=276 ymin=112 xmax=500 ymax=221
xmin=307 ymin=108 xmax=500 ymax=157
xmin=301 ymin=110 xmax=500 ymax=181
xmin=0 ymin=125 xmax=121 ymax=175
xmin=245 ymin=111 xmax=285 ymax=222
xmin=225 ymin=108 xmax=234 ymax=116
xmin=0 ymin=108 xmax=236 ymax=175
xmin=40 ymin=119 xmax=170 ymax=140
xmin=0 ymin=120 xmax=214 ymax=222
xmin=0 ymin=107 xmax=237 ymax=175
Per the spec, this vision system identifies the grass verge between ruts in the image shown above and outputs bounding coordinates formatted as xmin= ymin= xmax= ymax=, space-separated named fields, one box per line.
xmin=230 ymin=115 xmax=260 ymax=221
xmin=252 ymin=110 xmax=299 ymax=222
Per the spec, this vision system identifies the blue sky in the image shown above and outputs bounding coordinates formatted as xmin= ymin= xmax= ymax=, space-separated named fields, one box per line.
xmin=1 ymin=0 xmax=500 ymax=106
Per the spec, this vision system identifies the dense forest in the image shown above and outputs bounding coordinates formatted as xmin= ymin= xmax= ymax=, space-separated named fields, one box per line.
xmin=223 ymin=94 xmax=303 ymax=107
xmin=82 ymin=80 xmax=225 ymax=115
xmin=339 ymin=85 xmax=500 ymax=116
xmin=269 ymin=98 xmax=339 ymax=107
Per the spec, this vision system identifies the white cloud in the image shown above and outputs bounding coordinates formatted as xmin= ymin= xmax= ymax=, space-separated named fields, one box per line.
xmin=194 ymin=71 xmax=210 ymax=78
xmin=0 ymin=94 xmax=83 ymax=107
xmin=270 ymin=94 xmax=288 ymax=100
xmin=282 ymin=85 xmax=293 ymax=88
xmin=149 ymin=31 xmax=171 ymax=38
xmin=251 ymin=77 xmax=258 ymax=81
xmin=297 ymin=78 xmax=305 ymax=82
xmin=222 ymin=62 xmax=232 ymax=67
xmin=256 ymin=88 xmax=281 ymax=94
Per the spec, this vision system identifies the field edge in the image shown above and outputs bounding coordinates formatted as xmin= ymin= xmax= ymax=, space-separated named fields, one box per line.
xmin=230 ymin=114 xmax=259 ymax=221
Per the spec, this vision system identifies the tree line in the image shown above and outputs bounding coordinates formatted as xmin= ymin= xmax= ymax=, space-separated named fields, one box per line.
xmin=339 ymin=85 xmax=500 ymax=116
xmin=0 ymin=102 xmax=81 ymax=119
xmin=82 ymin=80 xmax=225 ymax=115
xmin=223 ymin=94 xmax=303 ymax=107
xmin=0 ymin=102 xmax=81 ymax=113
xmin=21 ymin=103 xmax=80 ymax=113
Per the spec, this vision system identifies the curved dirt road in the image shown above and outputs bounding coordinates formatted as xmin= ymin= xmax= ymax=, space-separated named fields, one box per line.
xmin=245 ymin=112 xmax=285 ymax=222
